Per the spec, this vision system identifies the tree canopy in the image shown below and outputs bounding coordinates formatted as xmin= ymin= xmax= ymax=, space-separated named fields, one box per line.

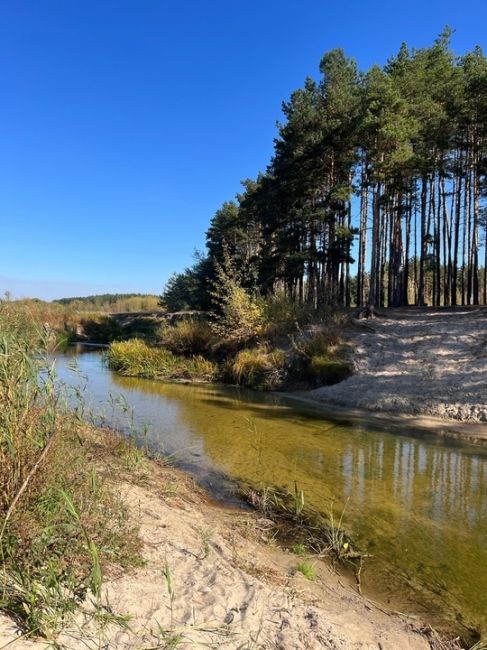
xmin=164 ymin=29 xmax=487 ymax=310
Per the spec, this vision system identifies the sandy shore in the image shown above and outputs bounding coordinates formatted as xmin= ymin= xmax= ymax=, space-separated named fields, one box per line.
xmin=0 ymin=461 xmax=435 ymax=650
xmin=1 ymin=309 xmax=482 ymax=648
xmin=306 ymin=308 xmax=487 ymax=435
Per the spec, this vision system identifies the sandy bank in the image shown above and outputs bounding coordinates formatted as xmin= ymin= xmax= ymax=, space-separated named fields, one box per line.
xmin=281 ymin=392 xmax=487 ymax=443
xmin=304 ymin=308 xmax=487 ymax=437
xmin=0 ymin=460 xmax=435 ymax=649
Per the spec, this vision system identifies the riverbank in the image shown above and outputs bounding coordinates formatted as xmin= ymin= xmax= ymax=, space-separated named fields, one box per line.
xmin=0 ymin=437 xmax=448 ymax=650
xmin=302 ymin=308 xmax=487 ymax=436
xmin=281 ymin=393 xmax=487 ymax=443
xmin=0 ymin=315 xmax=479 ymax=648
xmin=101 ymin=306 xmax=487 ymax=428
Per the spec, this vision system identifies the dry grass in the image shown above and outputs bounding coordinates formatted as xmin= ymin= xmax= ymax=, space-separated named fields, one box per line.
xmin=229 ymin=347 xmax=286 ymax=390
xmin=290 ymin=328 xmax=353 ymax=386
xmin=0 ymin=305 xmax=142 ymax=639
xmin=157 ymin=319 xmax=215 ymax=355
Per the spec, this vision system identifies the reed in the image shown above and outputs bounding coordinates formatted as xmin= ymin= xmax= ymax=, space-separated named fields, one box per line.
xmin=0 ymin=305 xmax=141 ymax=638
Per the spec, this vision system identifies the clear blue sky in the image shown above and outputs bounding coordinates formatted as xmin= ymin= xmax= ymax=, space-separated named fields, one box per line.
xmin=1 ymin=0 xmax=486 ymax=300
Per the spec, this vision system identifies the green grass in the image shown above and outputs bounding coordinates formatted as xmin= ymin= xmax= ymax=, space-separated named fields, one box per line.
xmin=290 ymin=328 xmax=353 ymax=386
xmin=291 ymin=543 xmax=306 ymax=556
xmin=107 ymin=339 xmax=218 ymax=382
xmin=296 ymin=561 xmax=316 ymax=580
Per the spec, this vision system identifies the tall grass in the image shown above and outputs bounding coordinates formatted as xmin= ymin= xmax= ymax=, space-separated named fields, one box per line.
xmin=107 ymin=339 xmax=217 ymax=382
xmin=229 ymin=347 xmax=286 ymax=390
xmin=290 ymin=329 xmax=353 ymax=386
xmin=0 ymin=304 xmax=140 ymax=639
xmin=0 ymin=299 xmax=81 ymax=346
xmin=157 ymin=319 xmax=214 ymax=356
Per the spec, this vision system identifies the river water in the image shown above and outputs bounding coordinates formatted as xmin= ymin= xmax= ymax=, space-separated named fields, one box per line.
xmin=53 ymin=347 xmax=487 ymax=640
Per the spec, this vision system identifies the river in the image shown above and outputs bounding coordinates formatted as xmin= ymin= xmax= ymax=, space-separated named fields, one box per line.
xmin=53 ymin=346 xmax=487 ymax=641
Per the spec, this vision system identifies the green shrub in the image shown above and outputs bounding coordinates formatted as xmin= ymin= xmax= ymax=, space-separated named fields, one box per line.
xmin=158 ymin=319 xmax=214 ymax=356
xmin=107 ymin=339 xmax=217 ymax=382
xmin=296 ymin=561 xmax=316 ymax=580
xmin=210 ymin=256 xmax=264 ymax=345
xmin=213 ymin=285 xmax=264 ymax=345
xmin=229 ymin=347 xmax=286 ymax=390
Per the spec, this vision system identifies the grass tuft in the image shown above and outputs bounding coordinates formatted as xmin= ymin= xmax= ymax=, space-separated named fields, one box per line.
xmin=229 ymin=347 xmax=286 ymax=390
xmin=107 ymin=339 xmax=218 ymax=382
xmin=291 ymin=543 xmax=306 ymax=556
xmin=290 ymin=328 xmax=352 ymax=386
xmin=296 ymin=561 xmax=316 ymax=580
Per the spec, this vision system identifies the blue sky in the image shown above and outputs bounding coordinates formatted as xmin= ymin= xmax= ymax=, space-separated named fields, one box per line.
xmin=1 ymin=1 xmax=486 ymax=300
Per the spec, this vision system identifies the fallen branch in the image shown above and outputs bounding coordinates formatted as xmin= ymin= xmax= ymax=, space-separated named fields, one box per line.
xmin=0 ymin=428 xmax=58 ymax=545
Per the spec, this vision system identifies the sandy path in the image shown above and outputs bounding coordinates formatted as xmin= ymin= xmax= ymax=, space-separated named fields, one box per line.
xmin=310 ymin=308 xmax=487 ymax=424
xmin=0 ymin=465 xmax=431 ymax=650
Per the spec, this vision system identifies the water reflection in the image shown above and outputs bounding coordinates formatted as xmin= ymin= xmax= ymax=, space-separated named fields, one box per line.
xmin=54 ymin=349 xmax=487 ymax=638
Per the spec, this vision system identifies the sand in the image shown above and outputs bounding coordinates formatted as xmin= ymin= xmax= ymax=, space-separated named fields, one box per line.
xmin=0 ymin=464 xmax=433 ymax=650
xmin=2 ymin=308 xmax=480 ymax=649
xmin=309 ymin=308 xmax=487 ymax=427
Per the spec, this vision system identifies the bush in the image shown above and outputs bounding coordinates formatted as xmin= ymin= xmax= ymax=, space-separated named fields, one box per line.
xmin=212 ymin=284 xmax=264 ymax=345
xmin=157 ymin=319 xmax=214 ymax=356
xmin=210 ymin=256 xmax=264 ymax=345
xmin=261 ymin=294 xmax=312 ymax=341
xmin=290 ymin=328 xmax=352 ymax=386
xmin=229 ymin=347 xmax=286 ymax=390
xmin=107 ymin=339 xmax=217 ymax=382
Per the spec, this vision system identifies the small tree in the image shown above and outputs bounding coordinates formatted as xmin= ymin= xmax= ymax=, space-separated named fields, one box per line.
xmin=210 ymin=253 xmax=264 ymax=344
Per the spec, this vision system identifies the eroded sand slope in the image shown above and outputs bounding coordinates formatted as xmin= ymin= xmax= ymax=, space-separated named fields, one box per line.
xmin=311 ymin=308 xmax=487 ymax=423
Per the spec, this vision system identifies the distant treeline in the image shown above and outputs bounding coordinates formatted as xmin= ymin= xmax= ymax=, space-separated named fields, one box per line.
xmin=54 ymin=293 xmax=160 ymax=312
xmin=162 ymin=29 xmax=487 ymax=311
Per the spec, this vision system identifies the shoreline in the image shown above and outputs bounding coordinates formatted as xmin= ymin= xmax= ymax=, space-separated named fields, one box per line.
xmin=298 ymin=309 xmax=487 ymax=437
xmin=278 ymin=390 xmax=487 ymax=444
xmin=0 ymin=443 xmax=447 ymax=650
xmin=79 ymin=338 xmax=487 ymax=445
